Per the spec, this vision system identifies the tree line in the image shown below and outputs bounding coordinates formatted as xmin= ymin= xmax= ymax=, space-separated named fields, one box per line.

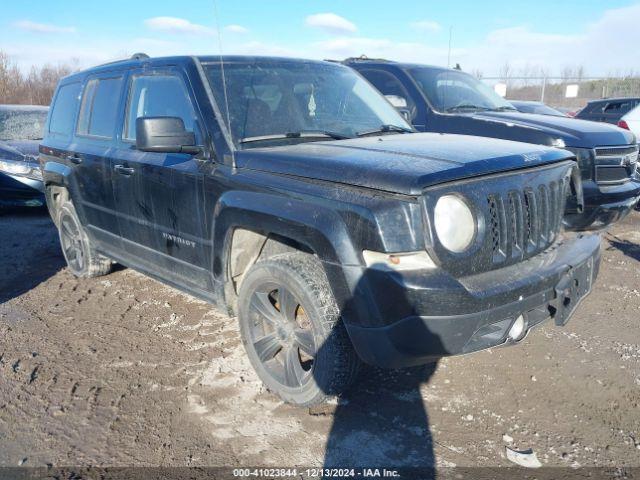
xmin=0 ymin=50 xmax=78 ymax=106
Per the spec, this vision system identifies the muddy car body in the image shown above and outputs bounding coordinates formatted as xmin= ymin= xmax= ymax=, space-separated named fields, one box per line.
xmin=40 ymin=55 xmax=601 ymax=405
xmin=345 ymin=59 xmax=640 ymax=231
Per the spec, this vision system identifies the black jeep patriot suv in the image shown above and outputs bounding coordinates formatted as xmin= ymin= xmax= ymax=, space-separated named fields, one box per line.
xmin=41 ymin=55 xmax=601 ymax=406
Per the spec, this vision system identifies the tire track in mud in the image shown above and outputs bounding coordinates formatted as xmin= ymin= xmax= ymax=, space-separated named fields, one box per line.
xmin=1 ymin=211 xmax=640 ymax=468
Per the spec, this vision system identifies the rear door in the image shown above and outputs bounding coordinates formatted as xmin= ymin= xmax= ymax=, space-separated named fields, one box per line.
xmin=41 ymin=80 xmax=83 ymax=202
xmin=110 ymin=66 xmax=211 ymax=292
xmin=69 ymin=72 xmax=126 ymax=250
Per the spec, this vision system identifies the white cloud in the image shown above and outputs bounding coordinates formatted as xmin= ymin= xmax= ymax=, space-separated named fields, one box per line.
xmin=13 ymin=20 xmax=76 ymax=34
xmin=411 ymin=20 xmax=442 ymax=33
xmin=312 ymin=3 xmax=640 ymax=76
xmin=305 ymin=13 xmax=357 ymax=34
xmin=225 ymin=24 xmax=249 ymax=34
xmin=8 ymin=3 xmax=640 ymax=79
xmin=460 ymin=3 xmax=640 ymax=76
xmin=144 ymin=16 xmax=215 ymax=36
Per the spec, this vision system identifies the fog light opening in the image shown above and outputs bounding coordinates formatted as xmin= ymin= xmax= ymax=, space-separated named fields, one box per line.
xmin=508 ymin=315 xmax=527 ymax=342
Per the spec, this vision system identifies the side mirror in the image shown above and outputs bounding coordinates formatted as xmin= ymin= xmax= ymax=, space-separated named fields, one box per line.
xmin=384 ymin=95 xmax=412 ymax=121
xmin=135 ymin=116 xmax=201 ymax=154
xmin=385 ymin=94 xmax=408 ymax=108
xmin=397 ymin=108 xmax=412 ymax=122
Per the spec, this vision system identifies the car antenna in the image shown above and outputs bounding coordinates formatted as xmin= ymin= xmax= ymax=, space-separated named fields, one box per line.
xmin=212 ymin=0 xmax=235 ymax=168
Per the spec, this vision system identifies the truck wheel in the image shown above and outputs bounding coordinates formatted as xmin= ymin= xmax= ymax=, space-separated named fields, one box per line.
xmin=238 ymin=252 xmax=360 ymax=406
xmin=57 ymin=201 xmax=112 ymax=278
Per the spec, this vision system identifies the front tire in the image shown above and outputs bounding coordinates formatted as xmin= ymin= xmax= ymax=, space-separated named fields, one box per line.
xmin=57 ymin=201 xmax=112 ymax=278
xmin=238 ymin=252 xmax=360 ymax=406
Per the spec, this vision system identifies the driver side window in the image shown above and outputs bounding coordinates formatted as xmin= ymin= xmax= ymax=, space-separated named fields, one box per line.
xmin=124 ymin=73 xmax=197 ymax=141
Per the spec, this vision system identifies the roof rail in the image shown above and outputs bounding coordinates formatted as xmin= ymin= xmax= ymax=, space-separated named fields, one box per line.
xmin=342 ymin=55 xmax=391 ymax=63
xmin=93 ymin=52 xmax=150 ymax=69
xmin=130 ymin=52 xmax=150 ymax=60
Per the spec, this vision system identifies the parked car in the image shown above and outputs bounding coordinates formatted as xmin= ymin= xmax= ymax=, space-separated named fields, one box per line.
xmin=0 ymin=105 xmax=48 ymax=208
xmin=616 ymin=102 xmax=640 ymax=138
xmin=618 ymin=105 xmax=640 ymax=208
xmin=41 ymin=55 xmax=601 ymax=406
xmin=509 ymin=100 xmax=566 ymax=117
xmin=345 ymin=58 xmax=640 ymax=230
xmin=575 ymin=97 xmax=640 ymax=125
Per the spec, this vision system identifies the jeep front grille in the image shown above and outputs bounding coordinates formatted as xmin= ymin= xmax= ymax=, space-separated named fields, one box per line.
xmin=594 ymin=145 xmax=638 ymax=185
xmin=422 ymin=160 xmax=575 ymax=277
xmin=488 ymin=178 xmax=569 ymax=264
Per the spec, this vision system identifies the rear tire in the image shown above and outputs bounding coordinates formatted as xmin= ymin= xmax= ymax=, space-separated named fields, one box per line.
xmin=238 ymin=252 xmax=360 ymax=406
xmin=57 ymin=200 xmax=112 ymax=278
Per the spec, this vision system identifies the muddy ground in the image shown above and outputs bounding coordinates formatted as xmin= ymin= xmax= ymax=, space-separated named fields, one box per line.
xmin=0 ymin=208 xmax=639 ymax=473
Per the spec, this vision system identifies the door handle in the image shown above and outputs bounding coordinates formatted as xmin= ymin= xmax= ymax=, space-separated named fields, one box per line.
xmin=67 ymin=154 xmax=82 ymax=165
xmin=114 ymin=164 xmax=135 ymax=176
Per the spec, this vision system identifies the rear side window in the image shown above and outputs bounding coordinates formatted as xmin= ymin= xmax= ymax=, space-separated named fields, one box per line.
xmin=577 ymin=102 xmax=602 ymax=117
xmin=124 ymin=74 xmax=197 ymax=141
xmin=604 ymin=101 xmax=635 ymax=115
xmin=49 ymin=82 xmax=82 ymax=135
xmin=77 ymin=76 xmax=124 ymax=138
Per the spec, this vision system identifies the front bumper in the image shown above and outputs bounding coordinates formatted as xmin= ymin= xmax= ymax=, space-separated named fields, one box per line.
xmin=343 ymin=233 xmax=601 ymax=368
xmin=565 ymin=178 xmax=640 ymax=230
xmin=0 ymin=173 xmax=45 ymax=207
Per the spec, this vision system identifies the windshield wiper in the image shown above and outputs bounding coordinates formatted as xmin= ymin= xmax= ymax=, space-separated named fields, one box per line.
xmin=239 ymin=130 xmax=352 ymax=145
xmin=356 ymin=124 xmax=413 ymax=137
xmin=445 ymin=104 xmax=490 ymax=112
xmin=491 ymin=106 xmax=518 ymax=112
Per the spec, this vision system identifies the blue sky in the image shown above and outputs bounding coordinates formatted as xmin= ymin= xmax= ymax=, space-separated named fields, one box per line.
xmin=2 ymin=0 xmax=639 ymax=76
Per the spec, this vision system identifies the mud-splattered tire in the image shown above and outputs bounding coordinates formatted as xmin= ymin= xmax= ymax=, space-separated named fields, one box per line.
xmin=57 ymin=200 xmax=112 ymax=278
xmin=238 ymin=252 xmax=360 ymax=406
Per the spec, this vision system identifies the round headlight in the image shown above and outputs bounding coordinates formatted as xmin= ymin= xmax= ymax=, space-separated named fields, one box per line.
xmin=434 ymin=194 xmax=476 ymax=253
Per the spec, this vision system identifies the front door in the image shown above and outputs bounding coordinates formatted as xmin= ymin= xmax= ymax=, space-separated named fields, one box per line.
xmin=111 ymin=67 xmax=212 ymax=293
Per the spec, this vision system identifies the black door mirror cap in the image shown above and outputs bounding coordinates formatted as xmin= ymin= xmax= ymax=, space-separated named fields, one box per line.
xmin=135 ymin=116 xmax=202 ymax=154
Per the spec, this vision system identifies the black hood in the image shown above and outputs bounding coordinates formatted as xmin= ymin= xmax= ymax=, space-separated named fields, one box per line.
xmin=236 ymin=132 xmax=573 ymax=195
xmin=456 ymin=111 xmax=636 ymax=149
xmin=0 ymin=139 xmax=40 ymax=162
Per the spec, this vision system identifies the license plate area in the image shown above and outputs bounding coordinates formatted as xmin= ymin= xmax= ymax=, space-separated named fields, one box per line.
xmin=552 ymin=257 xmax=595 ymax=326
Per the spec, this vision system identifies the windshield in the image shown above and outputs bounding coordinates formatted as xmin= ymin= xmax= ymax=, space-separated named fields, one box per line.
xmin=203 ymin=60 xmax=411 ymax=148
xmin=0 ymin=109 xmax=48 ymax=141
xmin=408 ymin=68 xmax=516 ymax=113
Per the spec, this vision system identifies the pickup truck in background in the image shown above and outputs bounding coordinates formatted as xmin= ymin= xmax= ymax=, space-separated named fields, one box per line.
xmin=346 ymin=58 xmax=640 ymax=230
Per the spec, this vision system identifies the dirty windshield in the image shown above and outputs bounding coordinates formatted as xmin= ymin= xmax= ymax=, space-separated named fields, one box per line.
xmin=0 ymin=109 xmax=48 ymax=141
xmin=204 ymin=59 xmax=411 ymax=148
xmin=409 ymin=68 xmax=516 ymax=114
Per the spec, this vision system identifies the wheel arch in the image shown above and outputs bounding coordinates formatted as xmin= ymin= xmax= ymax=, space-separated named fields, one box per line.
xmin=42 ymin=162 xmax=73 ymax=225
xmin=212 ymin=190 xmax=362 ymax=314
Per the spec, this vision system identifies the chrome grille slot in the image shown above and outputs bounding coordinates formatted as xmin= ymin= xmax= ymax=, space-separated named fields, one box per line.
xmin=538 ymin=184 xmax=549 ymax=243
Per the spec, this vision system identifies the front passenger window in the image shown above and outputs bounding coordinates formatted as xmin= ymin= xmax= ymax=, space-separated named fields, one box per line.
xmin=124 ymin=74 xmax=197 ymax=141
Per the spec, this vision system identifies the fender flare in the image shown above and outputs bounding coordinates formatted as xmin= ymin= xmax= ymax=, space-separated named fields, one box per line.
xmin=42 ymin=161 xmax=72 ymax=189
xmin=211 ymin=190 xmax=363 ymax=306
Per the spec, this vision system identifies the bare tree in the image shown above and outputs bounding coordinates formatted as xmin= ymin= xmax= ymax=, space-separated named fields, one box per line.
xmin=0 ymin=50 xmax=78 ymax=105
xmin=499 ymin=61 xmax=512 ymax=87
